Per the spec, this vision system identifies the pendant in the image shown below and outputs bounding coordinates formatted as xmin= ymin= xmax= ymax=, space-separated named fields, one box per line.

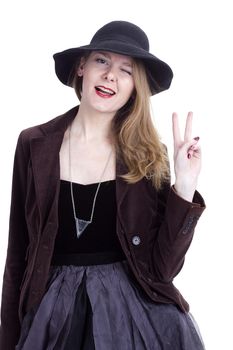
xmin=75 ymin=218 xmax=92 ymax=238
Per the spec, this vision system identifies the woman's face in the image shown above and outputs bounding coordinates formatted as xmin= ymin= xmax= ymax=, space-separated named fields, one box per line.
xmin=78 ymin=51 xmax=135 ymax=115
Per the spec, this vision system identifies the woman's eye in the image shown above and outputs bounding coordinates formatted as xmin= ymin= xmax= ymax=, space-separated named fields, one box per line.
xmin=122 ymin=69 xmax=132 ymax=75
xmin=96 ymin=58 xmax=107 ymax=64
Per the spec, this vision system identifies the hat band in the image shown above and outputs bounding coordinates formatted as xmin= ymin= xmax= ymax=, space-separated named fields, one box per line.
xmin=91 ymin=34 xmax=148 ymax=51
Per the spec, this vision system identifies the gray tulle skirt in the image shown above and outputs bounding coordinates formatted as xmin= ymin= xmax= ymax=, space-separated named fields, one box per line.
xmin=16 ymin=259 xmax=205 ymax=350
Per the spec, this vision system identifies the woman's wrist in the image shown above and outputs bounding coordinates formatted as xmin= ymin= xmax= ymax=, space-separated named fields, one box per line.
xmin=174 ymin=181 xmax=197 ymax=202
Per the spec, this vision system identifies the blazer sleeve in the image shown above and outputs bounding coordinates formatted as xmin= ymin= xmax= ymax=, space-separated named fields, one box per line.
xmin=0 ymin=132 xmax=29 ymax=350
xmin=151 ymin=181 xmax=206 ymax=282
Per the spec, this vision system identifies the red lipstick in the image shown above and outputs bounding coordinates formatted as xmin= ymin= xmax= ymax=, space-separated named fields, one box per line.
xmin=95 ymin=85 xmax=116 ymax=98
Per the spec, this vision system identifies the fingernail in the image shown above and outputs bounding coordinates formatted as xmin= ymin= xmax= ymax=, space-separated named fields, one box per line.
xmin=187 ymin=153 xmax=191 ymax=159
xmin=194 ymin=136 xmax=200 ymax=141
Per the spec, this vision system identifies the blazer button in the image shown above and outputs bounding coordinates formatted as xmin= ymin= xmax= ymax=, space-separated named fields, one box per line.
xmin=132 ymin=235 xmax=141 ymax=246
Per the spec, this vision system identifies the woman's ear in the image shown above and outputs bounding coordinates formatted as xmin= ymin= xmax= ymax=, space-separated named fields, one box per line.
xmin=77 ymin=66 xmax=83 ymax=77
xmin=77 ymin=57 xmax=86 ymax=77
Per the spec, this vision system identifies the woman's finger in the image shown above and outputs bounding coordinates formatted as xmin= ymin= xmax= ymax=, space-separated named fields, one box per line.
xmin=179 ymin=137 xmax=200 ymax=159
xmin=184 ymin=111 xmax=193 ymax=142
xmin=172 ymin=112 xmax=182 ymax=147
xmin=186 ymin=137 xmax=200 ymax=159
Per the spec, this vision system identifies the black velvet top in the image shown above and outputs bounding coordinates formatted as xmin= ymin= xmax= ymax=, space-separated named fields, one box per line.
xmin=53 ymin=179 xmax=125 ymax=258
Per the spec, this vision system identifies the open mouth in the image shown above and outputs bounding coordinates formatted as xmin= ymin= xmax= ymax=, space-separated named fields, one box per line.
xmin=95 ymin=85 xmax=116 ymax=97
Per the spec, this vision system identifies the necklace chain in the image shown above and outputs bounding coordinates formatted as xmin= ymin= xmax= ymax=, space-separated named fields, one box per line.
xmin=68 ymin=123 xmax=113 ymax=237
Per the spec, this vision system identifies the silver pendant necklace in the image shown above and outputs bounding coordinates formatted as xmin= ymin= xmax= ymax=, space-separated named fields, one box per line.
xmin=68 ymin=123 xmax=113 ymax=238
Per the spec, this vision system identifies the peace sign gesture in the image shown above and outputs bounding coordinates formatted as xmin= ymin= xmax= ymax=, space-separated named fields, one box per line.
xmin=172 ymin=112 xmax=202 ymax=202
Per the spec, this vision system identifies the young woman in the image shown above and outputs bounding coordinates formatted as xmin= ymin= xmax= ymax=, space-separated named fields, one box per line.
xmin=0 ymin=20 xmax=206 ymax=349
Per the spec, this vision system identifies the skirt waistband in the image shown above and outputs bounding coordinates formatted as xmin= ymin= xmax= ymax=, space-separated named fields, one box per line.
xmin=51 ymin=251 xmax=126 ymax=266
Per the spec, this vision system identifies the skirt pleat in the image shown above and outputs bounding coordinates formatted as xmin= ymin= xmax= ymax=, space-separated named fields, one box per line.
xmin=63 ymin=271 xmax=95 ymax=350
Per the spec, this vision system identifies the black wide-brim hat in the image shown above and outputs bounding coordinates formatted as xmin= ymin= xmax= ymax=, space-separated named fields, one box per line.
xmin=53 ymin=21 xmax=173 ymax=95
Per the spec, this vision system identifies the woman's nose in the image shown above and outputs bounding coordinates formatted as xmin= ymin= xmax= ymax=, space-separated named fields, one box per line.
xmin=103 ymin=67 xmax=117 ymax=82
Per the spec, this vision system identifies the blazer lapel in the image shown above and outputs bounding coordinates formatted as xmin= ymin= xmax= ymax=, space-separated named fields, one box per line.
xmin=29 ymin=107 xmax=77 ymax=227
xmin=30 ymin=132 xmax=64 ymax=224
xmin=116 ymin=155 xmax=129 ymax=210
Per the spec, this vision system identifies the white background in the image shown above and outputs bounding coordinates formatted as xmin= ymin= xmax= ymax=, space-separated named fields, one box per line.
xmin=0 ymin=0 xmax=232 ymax=349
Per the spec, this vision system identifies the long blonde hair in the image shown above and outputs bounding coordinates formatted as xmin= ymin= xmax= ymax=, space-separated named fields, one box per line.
xmin=70 ymin=54 xmax=170 ymax=190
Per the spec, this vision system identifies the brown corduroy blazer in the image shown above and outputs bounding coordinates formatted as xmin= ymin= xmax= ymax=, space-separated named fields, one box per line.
xmin=0 ymin=106 xmax=205 ymax=350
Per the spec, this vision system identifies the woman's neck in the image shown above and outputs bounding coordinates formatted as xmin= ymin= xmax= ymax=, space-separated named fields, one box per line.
xmin=71 ymin=104 xmax=115 ymax=144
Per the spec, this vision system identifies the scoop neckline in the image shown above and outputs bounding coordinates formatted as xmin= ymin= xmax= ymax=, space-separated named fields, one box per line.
xmin=60 ymin=179 xmax=116 ymax=186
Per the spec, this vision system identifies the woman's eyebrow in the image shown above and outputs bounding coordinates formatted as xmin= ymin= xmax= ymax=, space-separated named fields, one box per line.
xmin=122 ymin=61 xmax=132 ymax=67
xmin=94 ymin=51 xmax=132 ymax=66
xmin=94 ymin=51 xmax=109 ymax=57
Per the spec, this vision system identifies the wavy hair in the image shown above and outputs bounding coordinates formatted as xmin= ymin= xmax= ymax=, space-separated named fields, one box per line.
xmin=69 ymin=55 xmax=170 ymax=190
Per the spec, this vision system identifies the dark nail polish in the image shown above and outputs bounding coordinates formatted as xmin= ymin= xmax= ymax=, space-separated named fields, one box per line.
xmin=187 ymin=153 xmax=191 ymax=159
xmin=194 ymin=137 xmax=200 ymax=141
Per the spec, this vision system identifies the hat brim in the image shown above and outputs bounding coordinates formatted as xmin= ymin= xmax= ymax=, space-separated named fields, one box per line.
xmin=53 ymin=40 xmax=173 ymax=95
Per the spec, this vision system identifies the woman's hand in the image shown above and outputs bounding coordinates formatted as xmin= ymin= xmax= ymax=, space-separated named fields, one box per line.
xmin=172 ymin=111 xmax=201 ymax=202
